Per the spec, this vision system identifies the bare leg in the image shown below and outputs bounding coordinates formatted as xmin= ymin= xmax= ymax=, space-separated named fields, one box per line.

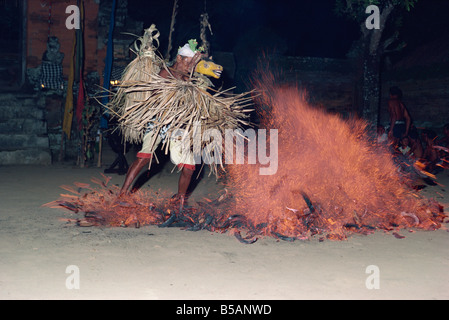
xmin=178 ymin=166 xmax=194 ymax=195
xmin=175 ymin=166 xmax=194 ymax=209
xmin=120 ymin=157 xmax=151 ymax=195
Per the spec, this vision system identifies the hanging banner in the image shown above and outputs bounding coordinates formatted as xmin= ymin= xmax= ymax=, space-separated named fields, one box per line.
xmin=75 ymin=0 xmax=85 ymax=129
xmin=62 ymin=33 xmax=77 ymax=139
xmin=100 ymin=0 xmax=117 ymax=129
xmin=76 ymin=69 xmax=85 ymax=129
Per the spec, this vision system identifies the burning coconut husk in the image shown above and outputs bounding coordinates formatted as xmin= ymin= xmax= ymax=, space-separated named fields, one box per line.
xmin=44 ymin=164 xmax=445 ymax=244
xmin=48 ymin=64 xmax=447 ymax=243
xmin=43 ymin=175 xmax=260 ymax=244
xmin=224 ymin=71 xmax=447 ymax=241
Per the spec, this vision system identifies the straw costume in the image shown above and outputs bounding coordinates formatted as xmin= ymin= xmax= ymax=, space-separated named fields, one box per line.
xmin=107 ymin=25 xmax=253 ymax=202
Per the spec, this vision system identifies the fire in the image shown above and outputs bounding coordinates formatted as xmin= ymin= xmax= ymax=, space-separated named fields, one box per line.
xmin=225 ymin=74 xmax=446 ymax=240
xmin=49 ymin=174 xmax=169 ymax=228
xmin=45 ymin=73 xmax=446 ymax=242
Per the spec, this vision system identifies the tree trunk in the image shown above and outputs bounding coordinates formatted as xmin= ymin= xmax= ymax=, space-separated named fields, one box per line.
xmin=361 ymin=50 xmax=381 ymax=128
xmin=358 ymin=4 xmax=394 ymax=130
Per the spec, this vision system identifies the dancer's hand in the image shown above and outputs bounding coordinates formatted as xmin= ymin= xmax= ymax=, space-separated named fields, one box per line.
xmin=188 ymin=52 xmax=204 ymax=74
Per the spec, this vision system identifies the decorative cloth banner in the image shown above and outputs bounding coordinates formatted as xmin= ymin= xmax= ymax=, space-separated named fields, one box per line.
xmin=62 ymin=33 xmax=77 ymax=139
xmin=100 ymin=0 xmax=117 ymax=129
xmin=40 ymin=62 xmax=63 ymax=89
xmin=75 ymin=0 xmax=85 ymax=129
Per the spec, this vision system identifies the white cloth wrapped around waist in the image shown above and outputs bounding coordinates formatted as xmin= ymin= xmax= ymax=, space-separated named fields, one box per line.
xmin=145 ymin=119 xmax=187 ymax=143
xmin=145 ymin=118 xmax=170 ymax=142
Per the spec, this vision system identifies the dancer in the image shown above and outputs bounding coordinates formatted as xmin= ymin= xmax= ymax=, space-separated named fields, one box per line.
xmin=119 ymin=43 xmax=203 ymax=204
xmin=107 ymin=26 xmax=252 ymax=209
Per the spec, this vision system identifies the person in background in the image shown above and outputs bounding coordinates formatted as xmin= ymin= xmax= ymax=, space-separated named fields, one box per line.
xmin=408 ymin=130 xmax=424 ymax=161
xmin=387 ymin=86 xmax=412 ymax=145
xmin=398 ymin=136 xmax=412 ymax=158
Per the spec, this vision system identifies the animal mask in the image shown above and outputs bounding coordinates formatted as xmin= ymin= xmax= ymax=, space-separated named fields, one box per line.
xmin=195 ymin=59 xmax=223 ymax=79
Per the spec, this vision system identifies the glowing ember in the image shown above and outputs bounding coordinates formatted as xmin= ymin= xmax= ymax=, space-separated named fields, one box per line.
xmin=45 ymin=74 xmax=447 ymax=243
xmin=225 ymin=74 xmax=446 ymax=240
xmin=44 ymin=175 xmax=260 ymax=243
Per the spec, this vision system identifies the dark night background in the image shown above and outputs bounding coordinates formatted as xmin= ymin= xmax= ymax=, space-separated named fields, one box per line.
xmin=126 ymin=0 xmax=449 ymax=63
xmin=1 ymin=0 xmax=448 ymax=87
xmin=1 ymin=0 xmax=449 ymax=136
xmin=128 ymin=0 xmax=359 ymax=58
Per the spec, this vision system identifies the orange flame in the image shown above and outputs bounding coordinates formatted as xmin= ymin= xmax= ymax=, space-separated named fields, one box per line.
xmin=45 ymin=72 xmax=446 ymax=242
xmin=226 ymin=74 xmax=446 ymax=240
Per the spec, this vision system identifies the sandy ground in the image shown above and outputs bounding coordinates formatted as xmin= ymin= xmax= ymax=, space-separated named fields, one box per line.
xmin=1 ymin=150 xmax=449 ymax=300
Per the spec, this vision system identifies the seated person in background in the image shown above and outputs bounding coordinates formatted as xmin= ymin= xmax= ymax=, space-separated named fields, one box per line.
xmin=398 ymin=136 xmax=412 ymax=158
xmin=408 ymin=129 xmax=424 ymax=160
